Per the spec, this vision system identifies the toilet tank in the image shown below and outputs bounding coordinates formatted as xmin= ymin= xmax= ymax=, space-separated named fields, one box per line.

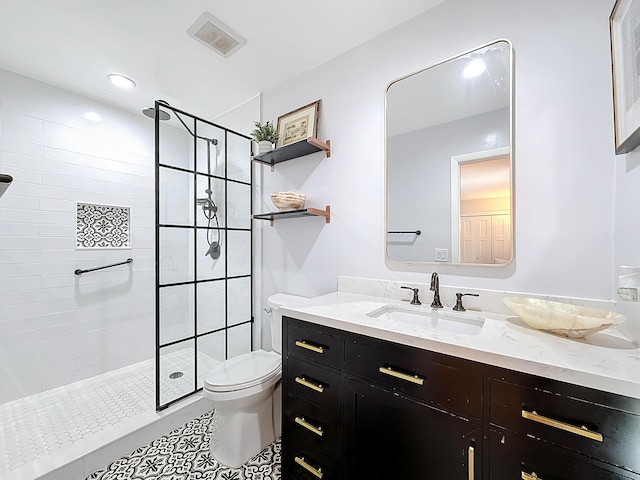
xmin=267 ymin=293 xmax=309 ymax=353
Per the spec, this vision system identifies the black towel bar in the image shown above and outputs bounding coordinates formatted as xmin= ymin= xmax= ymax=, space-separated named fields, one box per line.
xmin=387 ymin=230 xmax=421 ymax=235
xmin=75 ymin=258 xmax=133 ymax=275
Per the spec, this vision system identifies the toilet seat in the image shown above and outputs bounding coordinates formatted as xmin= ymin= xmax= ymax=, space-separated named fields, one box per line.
xmin=204 ymin=349 xmax=281 ymax=393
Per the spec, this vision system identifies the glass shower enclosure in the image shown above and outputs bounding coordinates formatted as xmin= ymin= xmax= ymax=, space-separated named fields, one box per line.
xmin=154 ymin=102 xmax=253 ymax=410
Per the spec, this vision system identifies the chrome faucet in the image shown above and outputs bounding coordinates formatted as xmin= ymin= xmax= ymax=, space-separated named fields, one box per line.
xmin=430 ymin=272 xmax=443 ymax=308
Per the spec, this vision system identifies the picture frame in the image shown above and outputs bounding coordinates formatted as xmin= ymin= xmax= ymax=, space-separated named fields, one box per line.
xmin=610 ymin=0 xmax=640 ymax=154
xmin=276 ymin=100 xmax=321 ymax=148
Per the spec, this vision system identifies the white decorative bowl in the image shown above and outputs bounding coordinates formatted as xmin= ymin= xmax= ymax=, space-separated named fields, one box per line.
xmin=271 ymin=192 xmax=306 ymax=211
xmin=503 ymin=296 xmax=626 ymax=338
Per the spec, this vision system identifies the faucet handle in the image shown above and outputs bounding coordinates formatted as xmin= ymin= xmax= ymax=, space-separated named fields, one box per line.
xmin=401 ymin=286 xmax=421 ymax=305
xmin=453 ymin=293 xmax=479 ymax=312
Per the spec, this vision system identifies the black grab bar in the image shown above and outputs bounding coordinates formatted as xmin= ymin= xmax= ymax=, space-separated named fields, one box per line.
xmin=75 ymin=258 xmax=133 ymax=275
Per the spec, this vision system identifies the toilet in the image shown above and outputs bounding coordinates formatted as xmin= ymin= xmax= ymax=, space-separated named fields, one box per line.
xmin=203 ymin=293 xmax=308 ymax=468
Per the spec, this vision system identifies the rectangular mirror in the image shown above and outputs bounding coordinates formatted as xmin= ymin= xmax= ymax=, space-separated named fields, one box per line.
xmin=385 ymin=39 xmax=513 ymax=266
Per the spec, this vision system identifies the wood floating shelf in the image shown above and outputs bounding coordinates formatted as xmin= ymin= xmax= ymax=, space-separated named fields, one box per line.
xmin=252 ymin=138 xmax=331 ymax=171
xmin=253 ymin=206 xmax=331 ymax=226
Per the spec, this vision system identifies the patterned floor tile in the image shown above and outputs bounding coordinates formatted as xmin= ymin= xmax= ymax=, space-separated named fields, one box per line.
xmin=86 ymin=411 xmax=281 ymax=480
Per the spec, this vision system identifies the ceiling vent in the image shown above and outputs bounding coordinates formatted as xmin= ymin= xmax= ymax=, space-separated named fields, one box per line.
xmin=187 ymin=12 xmax=247 ymax=58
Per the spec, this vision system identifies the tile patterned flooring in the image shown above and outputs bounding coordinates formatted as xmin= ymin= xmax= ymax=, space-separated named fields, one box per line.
xmin=86 ymin=411 xmax=281 ymax=480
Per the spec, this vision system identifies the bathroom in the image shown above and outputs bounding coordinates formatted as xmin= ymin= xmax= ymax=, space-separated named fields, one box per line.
xmin=1 ymin=0 xmax=640 ymax=478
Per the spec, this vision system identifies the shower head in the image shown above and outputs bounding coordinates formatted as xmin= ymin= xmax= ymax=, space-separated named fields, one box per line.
xmin=142 ymin=99 xmax=172 ymax=120
xmin=142 ymin=106 xmax=171 ymax=121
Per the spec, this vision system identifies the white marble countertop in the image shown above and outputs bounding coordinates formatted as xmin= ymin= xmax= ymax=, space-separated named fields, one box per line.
xmin=280 ymin=291 xmax=640 ymax=400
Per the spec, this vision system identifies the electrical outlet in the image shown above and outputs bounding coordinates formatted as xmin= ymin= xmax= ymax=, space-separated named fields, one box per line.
xmin=434 ymin=248 xmax=449 ymax=262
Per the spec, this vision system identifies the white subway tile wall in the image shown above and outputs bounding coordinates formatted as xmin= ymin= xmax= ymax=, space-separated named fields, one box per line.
xmin=0 ymin=68 xmax=157 ymax=404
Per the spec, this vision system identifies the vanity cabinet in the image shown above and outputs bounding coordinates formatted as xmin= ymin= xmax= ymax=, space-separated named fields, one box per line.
xmin=489 ymin=427 xmax=637 ymax=479
xmin=488 ymin=373 xmax=640 ymax=479
xmin=344 ymin=334 xmax=482 ymax=478
xmin=282 ymin=316 xmax=640 ymax=480
xmin=282 ymin=319 xmax=343 ymax=479
xmin=283 ymin=317 xmax=482 ymax=479
xmin=344 ymin=376 xmax=481 ymax=479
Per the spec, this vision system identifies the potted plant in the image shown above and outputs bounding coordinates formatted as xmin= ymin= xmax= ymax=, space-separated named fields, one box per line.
xmin=251 ymin=120 xmax=279 ymax=154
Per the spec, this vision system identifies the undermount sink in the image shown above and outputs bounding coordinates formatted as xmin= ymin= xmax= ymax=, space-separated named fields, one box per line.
xmin=366 ymin=304 xmax=485 ymax=335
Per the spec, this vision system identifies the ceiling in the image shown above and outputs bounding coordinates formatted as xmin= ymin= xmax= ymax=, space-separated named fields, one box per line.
xmin=0 ymin=0 xmax=445 ymax=123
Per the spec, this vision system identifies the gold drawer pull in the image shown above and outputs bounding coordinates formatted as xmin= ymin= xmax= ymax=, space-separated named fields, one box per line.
xmin=295 ymin=416 xmax=324 ymax=436
xmin=522 ymin=471 xmax=542 ymax=480
xmin=295 ymin=456 xmax=323 ymax=479
xmin=468 ymin=446 xmax=475 ymax=480
xmin=521 ymin=410 xmax=603 ymax=442
xmin=295 ymin=376 xmax=324 ymax=393
xmin=378 ymin=366 xmax=424 ymax=385
xmin=295 ymin=340 xmax=325 ymax=354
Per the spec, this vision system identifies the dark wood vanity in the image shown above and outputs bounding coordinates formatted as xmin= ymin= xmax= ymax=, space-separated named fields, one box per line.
xmin=282 ymin=316 xmax=640 ymax=479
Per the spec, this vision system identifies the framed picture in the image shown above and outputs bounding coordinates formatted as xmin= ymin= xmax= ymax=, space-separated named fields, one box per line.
xmin=276 ymin=100 xmax=321 ymax=148
xmin=611 ymin=0 xmax=640 ymax=154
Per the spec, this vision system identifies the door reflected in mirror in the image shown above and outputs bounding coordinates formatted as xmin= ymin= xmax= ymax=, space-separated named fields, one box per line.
xmin=385 ymin=39 xmax=513 ymax=266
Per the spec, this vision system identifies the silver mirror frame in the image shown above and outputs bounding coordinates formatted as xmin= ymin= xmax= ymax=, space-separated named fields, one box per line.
xmin=384 ymin=38 xmax=514 ymax=267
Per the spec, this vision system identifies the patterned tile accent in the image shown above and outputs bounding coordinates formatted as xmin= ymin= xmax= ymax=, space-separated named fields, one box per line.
xmin=86 ymin=411 xmax=281 ymax=480
xmin=76 ymin=202 xmax=131 ymax=248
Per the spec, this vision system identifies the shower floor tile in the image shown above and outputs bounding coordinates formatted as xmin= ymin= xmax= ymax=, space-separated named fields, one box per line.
xmin=86 ymin=410 xmax=281 ymax=480
xmin=0 ymin=349 xmax=219 ymax=478
xmin=0 ymin=359 xmax=155 ymax=475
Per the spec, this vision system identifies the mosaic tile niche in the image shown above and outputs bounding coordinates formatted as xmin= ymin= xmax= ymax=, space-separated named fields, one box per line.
xmin=76 ymin=203 xmax=131 ymax=249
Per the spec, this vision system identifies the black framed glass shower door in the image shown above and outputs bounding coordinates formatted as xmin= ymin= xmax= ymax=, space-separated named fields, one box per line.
xmin=154 ymin=102 xmax=253 ymax=410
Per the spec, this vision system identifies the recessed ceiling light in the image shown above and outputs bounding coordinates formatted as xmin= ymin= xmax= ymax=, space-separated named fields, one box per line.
xmin=107 ymin=74 xmax=136 ymax=89
xmin=463 ymin=59 xmax=486 ymax=78
xmin=83 ymin=111 xmax=102 ymax=122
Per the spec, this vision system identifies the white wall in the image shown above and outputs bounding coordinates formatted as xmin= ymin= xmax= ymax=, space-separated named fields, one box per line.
xmin=0 ymin=68 xmax=156 ymax=403
xmin=260 ymin=0 xmax=617 ymax=304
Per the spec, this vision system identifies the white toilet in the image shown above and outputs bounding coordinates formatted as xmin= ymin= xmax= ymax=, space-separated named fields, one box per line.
xmin=203 ymin=293 xmax=308 ymax=468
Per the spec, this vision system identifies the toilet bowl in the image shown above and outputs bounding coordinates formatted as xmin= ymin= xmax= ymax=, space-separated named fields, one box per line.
xmin=203 ymin=293 xmax=308 ymax=468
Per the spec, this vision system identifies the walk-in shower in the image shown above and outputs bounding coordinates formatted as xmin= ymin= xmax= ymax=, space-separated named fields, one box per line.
xmin=0 ymin=76 xmax=253 ymax=478
xmin=155 ymin=101 xmax=254 ymax=410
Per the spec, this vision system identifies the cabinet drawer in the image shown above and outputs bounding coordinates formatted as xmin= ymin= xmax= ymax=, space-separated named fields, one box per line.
xmin=285 ymin=436 xmax=340 ymax=480
xmin=288 ymin=321 xmax=341 ymax=370
xmin=287 ymin=355 xmax=341 ymax=412
xmin=286 ymin=394 xmax=341 ymax=456
xmin=489 ymin=428 xmax=637 ymax=480
xmin=490 ymin=378 xmax=640 ymax=473
xmin=345 ymin=337 xmax=482 ymax=418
